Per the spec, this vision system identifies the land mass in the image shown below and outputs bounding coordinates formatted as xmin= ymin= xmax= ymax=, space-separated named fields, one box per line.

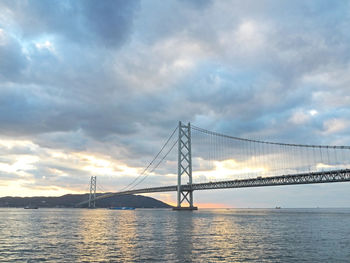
xmin=0 ymin=193 xmax=172 ymax=208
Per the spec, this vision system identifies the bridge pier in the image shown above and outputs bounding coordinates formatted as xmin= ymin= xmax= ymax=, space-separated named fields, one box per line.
xmin=173 ymin=121 xmax=198 ymax=211
xmin=173 ymin=205 xmax=198 ymax=211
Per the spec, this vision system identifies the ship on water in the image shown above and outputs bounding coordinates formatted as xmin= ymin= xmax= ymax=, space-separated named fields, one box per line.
xmin=24 ymin=205 xmax=38 ymax=209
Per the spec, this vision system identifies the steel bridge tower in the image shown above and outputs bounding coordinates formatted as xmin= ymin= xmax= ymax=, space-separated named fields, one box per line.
xmin=173 ymin=121 xmax=198 ymax=210
xmin=88 ymin=176 xmax=96 ymax=208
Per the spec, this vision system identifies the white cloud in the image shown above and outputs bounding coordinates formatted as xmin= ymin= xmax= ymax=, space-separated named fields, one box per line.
xmin=323 ymin=118 xmax=350 ymax=134
xmin=193 ymin=158 xmax=267 ymax=182
xmin=0 ymin=138 xmax=38 ymax=150
xmin=0 ymin=28 xmax=5 ymax=44
xmin=288 ymin=109 xmax=318 ymax=125
xmin=35 ymin=40 xmax=55 ymax=53
xmin=218 ymin=19 xmax=269 ymax=58
xmin=309 ymin=109 xmax=318 ymax=116
xmin=289 ymin=110 xmax=310 ymax=125
xmin=235 ymin=20 xmax=265 ymax=49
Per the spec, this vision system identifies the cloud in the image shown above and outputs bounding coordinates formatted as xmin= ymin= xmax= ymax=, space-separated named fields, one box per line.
xmin=0 ymin=29 xmax=28 ymax=80
xmin=0 ymin=1 xmax=350 ymax=206
xmin=323 ymin=118 xmax=350 ymax=135
xmin=1 ymin=0 xmax=140 ymax=47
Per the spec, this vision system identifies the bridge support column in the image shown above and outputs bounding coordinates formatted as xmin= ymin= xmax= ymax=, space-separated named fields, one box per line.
xmin=173 ymin=121 xmax=198 ymax=211
xmin=88 ymin=176 xmax=96 ymax=208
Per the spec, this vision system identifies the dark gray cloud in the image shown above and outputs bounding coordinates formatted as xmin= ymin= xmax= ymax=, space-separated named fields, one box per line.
xmin=1 ymin=0 xmax=349 ymax=142
xmin=1 ymin=0 xmax=139 ymax=47
xmin=0 ymin=31 xmax=27 ymax=80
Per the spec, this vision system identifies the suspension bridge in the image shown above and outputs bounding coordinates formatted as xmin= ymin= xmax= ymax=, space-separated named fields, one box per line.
xmin=77 ymin=122 xmax=350 ymax=210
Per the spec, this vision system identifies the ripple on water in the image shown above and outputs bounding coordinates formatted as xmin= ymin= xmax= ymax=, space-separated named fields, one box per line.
xmin=0 ymin=208 xmax=350 ymax=262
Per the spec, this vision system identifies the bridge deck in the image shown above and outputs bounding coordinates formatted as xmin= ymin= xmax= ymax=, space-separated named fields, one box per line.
xmin=76 ymin=169 xmax=350 ymax=206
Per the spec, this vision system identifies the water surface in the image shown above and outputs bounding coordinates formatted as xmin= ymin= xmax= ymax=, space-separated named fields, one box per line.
xmin=1 ymin=208 xmax=349 ymax=262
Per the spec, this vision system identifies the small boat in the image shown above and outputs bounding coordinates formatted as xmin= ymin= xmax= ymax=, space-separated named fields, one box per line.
xmin=24 ymin=206 xmax=38 ymax=209
xmin=109 ymin=207 xmax=135 ymax=210
xmin=275 ymin=206 xmax=281 ymax=209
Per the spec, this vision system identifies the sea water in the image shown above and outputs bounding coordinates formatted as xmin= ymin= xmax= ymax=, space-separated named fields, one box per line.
xmin=0 ymin=208 xmax=349 ymax=262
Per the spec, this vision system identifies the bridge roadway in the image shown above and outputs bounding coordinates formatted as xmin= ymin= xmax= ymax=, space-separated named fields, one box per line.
xmin=77 ymin=169 xmax=350 ymax=206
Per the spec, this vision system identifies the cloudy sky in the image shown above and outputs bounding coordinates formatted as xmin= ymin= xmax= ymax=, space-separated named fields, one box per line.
xmin=1 ymin=0 xmax=350 ymax=207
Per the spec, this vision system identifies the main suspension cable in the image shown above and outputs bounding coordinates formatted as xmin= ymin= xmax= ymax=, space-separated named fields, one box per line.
xmin=119 ymin=125 xmax=178 ymax=191
xmin=129 ymin=138 xmax=178 ymax=190
xmin=191 ymin=125 xmax=350 ymax=149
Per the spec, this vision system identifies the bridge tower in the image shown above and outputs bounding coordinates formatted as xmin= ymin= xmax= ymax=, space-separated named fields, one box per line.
xmin=173 ymin=121 xmax=198 ymax=210
xmin=88 ymin=176 xmax=96 ymax=208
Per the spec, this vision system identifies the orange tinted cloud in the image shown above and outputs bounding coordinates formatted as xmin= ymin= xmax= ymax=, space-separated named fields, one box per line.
xmin=196 ymin=202 xmax=234 ymax=208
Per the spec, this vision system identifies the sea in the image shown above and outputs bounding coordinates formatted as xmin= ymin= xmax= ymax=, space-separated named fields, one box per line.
xmin=0 ymin=208 xmax=349 ymax=262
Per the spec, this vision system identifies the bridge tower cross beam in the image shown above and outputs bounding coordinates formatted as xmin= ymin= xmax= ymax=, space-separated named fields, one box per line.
xmin=174 ymin=121 xmax=198 ymax=210
xmin=88 ymin=176 xmax=96 ymax=208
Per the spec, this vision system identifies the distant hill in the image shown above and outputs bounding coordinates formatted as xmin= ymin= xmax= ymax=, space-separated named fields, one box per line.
xmin=0 ymin=193 xmax=172 ymax=208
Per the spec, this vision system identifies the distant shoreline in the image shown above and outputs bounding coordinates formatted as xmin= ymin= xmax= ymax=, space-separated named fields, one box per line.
xmin=0 ymin=193 xmax=172 ymax=209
